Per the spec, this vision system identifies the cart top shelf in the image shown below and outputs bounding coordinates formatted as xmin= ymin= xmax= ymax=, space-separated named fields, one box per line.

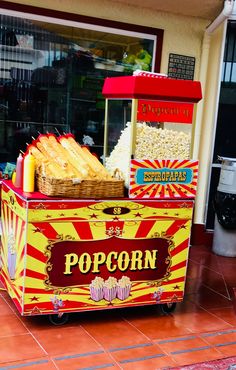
xmin=102 ymin=75 xmax=202 ymax=103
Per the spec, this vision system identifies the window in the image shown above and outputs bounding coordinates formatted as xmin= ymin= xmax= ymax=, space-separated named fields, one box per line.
xmin=0 ymin=6 xmax=163 ymax=163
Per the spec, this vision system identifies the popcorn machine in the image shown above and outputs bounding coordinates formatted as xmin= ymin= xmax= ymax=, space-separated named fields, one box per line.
xmin=102 ymin=73 xmax=202 ymax=196
xmin=0 ymin=73 xmax=202 ymax=325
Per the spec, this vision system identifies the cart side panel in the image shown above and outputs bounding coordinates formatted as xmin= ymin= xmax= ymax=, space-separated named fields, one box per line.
xmin=22 ymin=199 xmax=193 ymax=316
xmin=0 ymin=182 xmax=27 ymax=314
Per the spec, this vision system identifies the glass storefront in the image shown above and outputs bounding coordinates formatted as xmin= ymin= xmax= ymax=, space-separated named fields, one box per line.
xmin=0 ymin=12 xmax=160 ymax=164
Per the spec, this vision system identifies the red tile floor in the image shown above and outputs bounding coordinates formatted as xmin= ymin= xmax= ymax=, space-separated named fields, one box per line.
xmin=0 ymin=244 xmax=236 ymax=369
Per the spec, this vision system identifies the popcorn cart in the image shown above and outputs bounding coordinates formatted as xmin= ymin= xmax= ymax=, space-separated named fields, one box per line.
xmin=0 ymin=73 xmax=202 ymax=325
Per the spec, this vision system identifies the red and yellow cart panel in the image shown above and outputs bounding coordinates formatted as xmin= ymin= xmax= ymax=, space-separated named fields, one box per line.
xmin=1 ymin=181 xmax=193 ymax=316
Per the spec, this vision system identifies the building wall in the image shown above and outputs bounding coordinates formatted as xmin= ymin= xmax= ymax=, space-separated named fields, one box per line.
xmin=1 ymin=0 xmax=224 ymax=227
xmin=194 ymin=22 xmax=226 ymax=226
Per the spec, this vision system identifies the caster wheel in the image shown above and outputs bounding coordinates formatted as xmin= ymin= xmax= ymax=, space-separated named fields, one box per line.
xmin=48 ymin=313 xmax=70 ymax=326
xmin=160 ymin=302 xmax=176 ymax=314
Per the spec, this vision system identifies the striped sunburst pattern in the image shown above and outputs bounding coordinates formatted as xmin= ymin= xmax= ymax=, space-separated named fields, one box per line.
xmin=1 ymin=198 xmax=26 ymax=313
xmin=129 ymin=159 xmax=198 ymax=199
xmin=0 ymin=182 xmax=194 ymax=316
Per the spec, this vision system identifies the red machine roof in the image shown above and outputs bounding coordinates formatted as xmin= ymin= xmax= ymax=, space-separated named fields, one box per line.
xmin=102 ymin=76 xmax=202 ymax=103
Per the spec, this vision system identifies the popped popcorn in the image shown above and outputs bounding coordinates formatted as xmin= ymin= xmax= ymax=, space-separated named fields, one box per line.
xmin=106 ymin=122 xmax=191 ymax=187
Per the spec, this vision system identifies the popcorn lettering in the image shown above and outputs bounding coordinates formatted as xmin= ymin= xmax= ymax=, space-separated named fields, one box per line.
xmin=63 ymin=249 xmax=158 ymax=275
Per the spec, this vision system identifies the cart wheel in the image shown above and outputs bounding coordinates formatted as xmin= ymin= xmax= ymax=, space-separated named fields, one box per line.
xmin=160 ymin=302 xmax=177 ymax=314
xmin=48 ymin=313 xmax=70 ymax=326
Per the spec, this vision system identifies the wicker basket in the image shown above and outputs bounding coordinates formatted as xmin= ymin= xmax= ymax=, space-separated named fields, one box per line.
xmin=36 ymin=174 xmax=124 ymax=198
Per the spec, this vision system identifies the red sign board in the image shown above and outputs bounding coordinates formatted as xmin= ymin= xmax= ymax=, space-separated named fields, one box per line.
xmin=137 ymin=100 xmax=193 ymax=123
xmin=45 ymin=236 xmax=171 ymax=288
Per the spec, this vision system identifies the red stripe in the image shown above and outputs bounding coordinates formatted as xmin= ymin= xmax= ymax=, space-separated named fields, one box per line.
xmin=161 ymin=276 xmax=185 ymax=285
xmin=143 ymin=159 xmax=159 ymax=169
xmin=175 ymin=159 xmax=188 ymax=168
xmin=25 ymin=268 xmax=46 ymax=280
xmin=169 ymin=159 xmax=180 ymax=168
xmin=24 ymin=287 xmax=53 ymax=294
xmin=72 ymin=221 xmax=93 ymax=240
xmin=179 ymin=183 xmax=196 ymax=195
xmin=19 ymin=220 xmax=27 ymax=262
xmin=26 ymin=244 xmax=47 ymax=263
xmin=31 ymin=222 xmax=59 ymax=239
xmin=171 ymin=238 xmax=189 ymax=257
xmin=1 ymin=269 xmax=22 ymax=301
xmin=129 ymin=184 xmax=145 ymax=195
xmin=186 ymin=161 xmax=198 ymax=168
xmin=135 ymin=220 xmax=156 ymax=238
xmin=131 ymin=159 xmax=149 ymax=168
xmin=170 ymin=260 xmax=187 ymax=272
xmin=149 ymin=184 xmax=161 ymax=198
xmin=165 ymin=219 xmax=187 ymax=237
xmin=135 ymin=184 xmax=157 ymax=198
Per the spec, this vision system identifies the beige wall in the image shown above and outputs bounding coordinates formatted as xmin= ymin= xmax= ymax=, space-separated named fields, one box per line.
xmin=2 ymin=0 xmax=224 ymax=226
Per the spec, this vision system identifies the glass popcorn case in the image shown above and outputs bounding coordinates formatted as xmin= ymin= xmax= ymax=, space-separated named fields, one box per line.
xmin=102 ymin=72 xmax=202 ymax=198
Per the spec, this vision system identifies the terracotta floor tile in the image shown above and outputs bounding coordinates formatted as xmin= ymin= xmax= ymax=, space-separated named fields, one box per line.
xmin=209 ymin=306 xmax=236 ymax=326
xmin=189 ymin=245 xmax=220 ymax=266
xmin=215 ymin=343 xmax=236 ymax=357
xmin=0 ymin=292 xmax=20 ymax=314
xmin=169 ymin=347 xmax=222 ymax=366
xmin=0 ymin=313 xmax=29 ymax=336
xmin=0 ymin=295 xmax=18 ymax=316
xmin=0 ymin=333 xmax=46 ymax=364
xmin=199 ymin=269 xmax=229 ymax=297
xmin=53 ymin=352 xmax=119 ymax=370
xmin=0 ymin=357 xmax=57 ymax=369
xmin=201 ymin=328 xmax=236 ymax=346
xmin=187 ymin=285 xmax=233 ymax=309
xmin=116 ymin=353 xmax=176 ymax=370
xmin=156 ymin=334 xmax=211 ymax=355
xmin=173 ymin=308 xmax=232 ymax=333
xmin=109 ymin=342 xmax=164 ymax=362
xmin=123 ymin=313 xmax=193 ymax=340
xmin=23 ymin=313 xmax=76 ymax=332
xmin=32 ymin=325 xmax=102 ymax=356
xmin=81 ymin=315 xmax=149 ymax=349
